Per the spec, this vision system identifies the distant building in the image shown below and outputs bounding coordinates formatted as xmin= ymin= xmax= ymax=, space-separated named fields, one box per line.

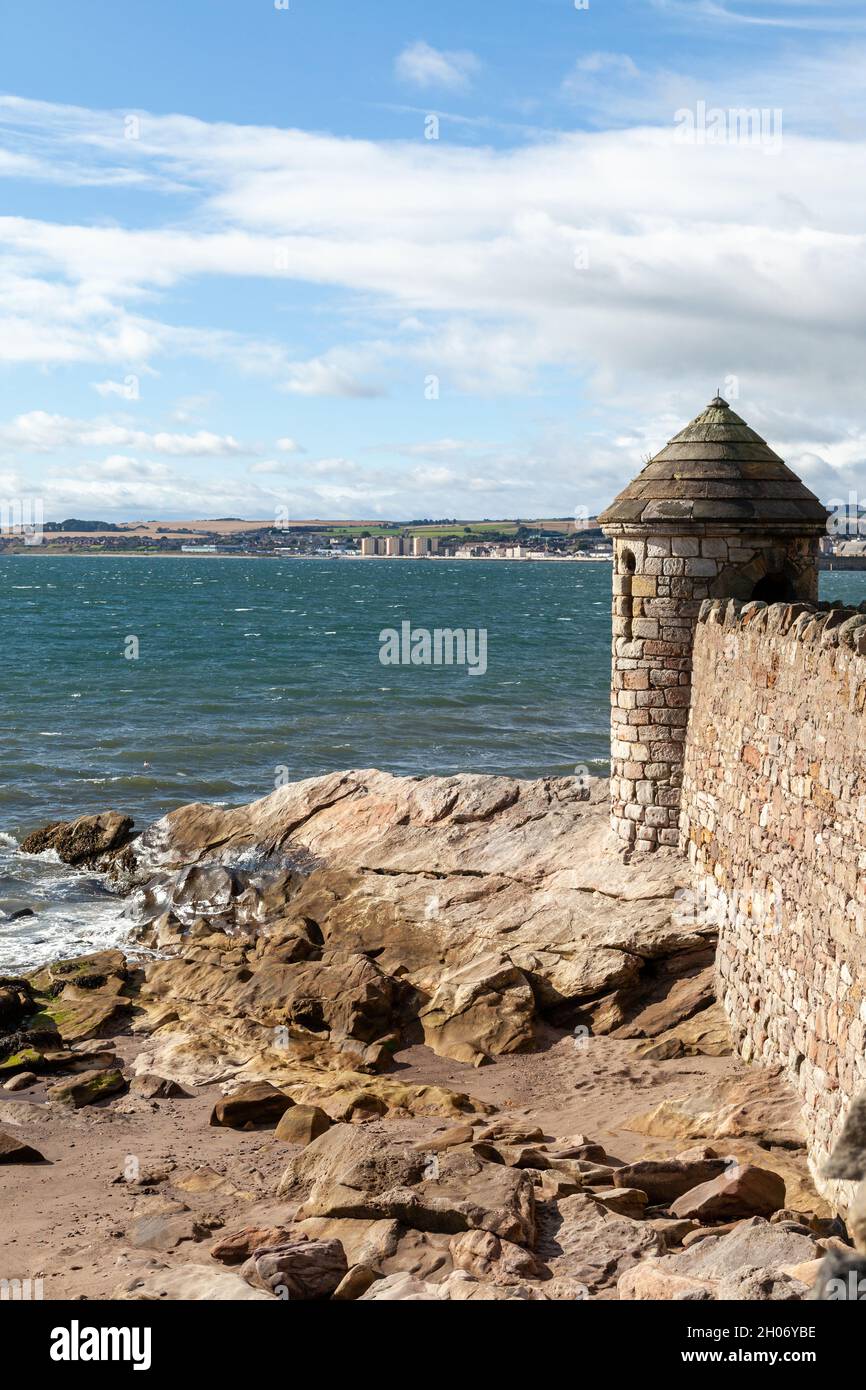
xmin=384 ymin=537 xmax=403 ymax=556
xmin=411 ymin=535 xmax=438 ymax=556
xmin=454 ymin=544 xmax=491 ymax=559
xmin=360 ymin=538 xmax=377 ymax=556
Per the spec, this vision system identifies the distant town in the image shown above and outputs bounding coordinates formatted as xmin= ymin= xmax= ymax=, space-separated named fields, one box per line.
xmin=0 ymin=513 xmax=862 ymax=567
xmin=0 ymin=516 xmax=615 ymax=561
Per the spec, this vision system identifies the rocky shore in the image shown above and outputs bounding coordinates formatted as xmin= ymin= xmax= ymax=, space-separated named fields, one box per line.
xmin=1 ymin=771 xmax=859 ymax=1301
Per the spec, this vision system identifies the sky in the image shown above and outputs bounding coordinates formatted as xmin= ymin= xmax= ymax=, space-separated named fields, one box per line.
xmin=1 ymin=0 xmax=866 ymax=523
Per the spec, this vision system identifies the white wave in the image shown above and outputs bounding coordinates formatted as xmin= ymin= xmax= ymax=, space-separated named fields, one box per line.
xmin=0 ymin=898 xmax=132 ymax=974
xmin=23 ymin=845 xmax=64 ymax=864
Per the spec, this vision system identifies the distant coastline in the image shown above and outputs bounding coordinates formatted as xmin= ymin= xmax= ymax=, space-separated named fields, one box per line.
xmin=1 ymin=549 xmax=614 ymax=562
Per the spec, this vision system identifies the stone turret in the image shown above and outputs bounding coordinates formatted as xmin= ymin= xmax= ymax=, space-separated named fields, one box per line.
xmin=598 ymin=395 xmax=827 ymax=851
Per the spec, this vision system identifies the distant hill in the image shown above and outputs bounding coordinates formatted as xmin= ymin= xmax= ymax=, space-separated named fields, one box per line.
xmin=44 ymin=519 xmax=121 ymax=532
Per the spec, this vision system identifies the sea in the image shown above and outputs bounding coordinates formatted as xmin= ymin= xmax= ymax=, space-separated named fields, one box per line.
xmin=2 ymin=554 xmax=865 ymax=972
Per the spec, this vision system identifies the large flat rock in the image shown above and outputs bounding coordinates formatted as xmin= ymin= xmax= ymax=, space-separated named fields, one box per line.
xmin=132 ymin=771 xmax=698 ymax=1008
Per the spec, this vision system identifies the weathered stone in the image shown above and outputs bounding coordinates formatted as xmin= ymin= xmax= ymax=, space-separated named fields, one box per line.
xmin=210 ymin=1082 xmax=293 ymax=1129
xmin=615 ymin=965 xmax=715 ymax=1040
xmin=210 ymin=1225 xmax=298 ymax=1265
xmin=716 ymin=1268 xmax=808 ymax=1301
xmin=449 ymin=1228 xmax=547 ymax=1284
xmin=294 ymin=1216 xmax=401 ymax=1268
xmin=413 ymin=1124 xmax=475 ymax=1153
xmin=240 ymin=1238 xmax=348 ymax=1299
xmin=535 ymin=1193 xmax=661 ymax=1291
xmin=119 ymin=1265 xmax=272 ymax=1301
xmin=618 ymin=1262 xmax=714 ymax=1301
xmin=128 ymin=1211 xmax=207 ymax=1252
xmin=278 ymin=1124 xmax=424 ymax=1205
xmin=20 ymin=813 xmax=134 ymax=867
xmin=476 ymin=1120 xmax=546 ymax=1145
xmin=332 ymin=1265 xmax=380 ymax=1300
xmin=613 ymin=1158 xmax=729 ymax=1205
xmin=419 ymin=953 xmax=535 ymax=1065
xmin=131 ymin=1073 xmax=190 ymax=1100
xmin=653 ymin=1002 xmax=732 ymax=1057
xmin=46 ymin=1067 xmax=126 ymax=1108
xmin=274 ymin=1104 xmax=333 ymax=1146
xmin=358 ymin=1270 xmax=547 ymax=1301
xmin=666 ymin=1218 xmax=818 ymax=1282
xmin=670 ymin=1166 xmax=786 ymax=1221
xmin=172 ymin=1165 xmax=249 ymax=1198
xmin=591 ymin=1186 xmax=648 ymax=1219
xmin=3 ymin=1071 xmax=37 ymax=1092
xmin=0 ymin=983 xmax=32 ymax=1032
xmin=0 ymin=1130 xmax=44 ymax=1163
xmin=647 ymin=1217 xmax=701 ymax=1249
xmin=357 ymin=1271 xmax=444 ymax=1301
xmin=238 ymin=950 xmax=397 ymax=1044
xmin=627 ymin=1068 xmax=805 ymax=1150
xmin=635 ymin=1036 xmax=684 ymax=1060
xmin=279 ymin=1125 xmax=536 ymax=1245
xmin=488 ymin=1144 xmax=550 ymax=1170
xmin=130 ymin=769 xmax=695 ymax=1023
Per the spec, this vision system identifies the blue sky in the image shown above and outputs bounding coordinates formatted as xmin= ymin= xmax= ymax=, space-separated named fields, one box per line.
xmin=1 ymin=0 xmax=866 ymax=522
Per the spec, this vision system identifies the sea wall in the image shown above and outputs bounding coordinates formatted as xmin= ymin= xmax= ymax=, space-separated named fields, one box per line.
xmin=680 ymin=596 xmax=866 ymax=1202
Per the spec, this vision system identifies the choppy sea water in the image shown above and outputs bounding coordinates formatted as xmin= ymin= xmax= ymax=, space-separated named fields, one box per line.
xmin=0 ymin=555 xmax=613 ymax=970
xmin=2 ymin=555 xmax=865 ymax=971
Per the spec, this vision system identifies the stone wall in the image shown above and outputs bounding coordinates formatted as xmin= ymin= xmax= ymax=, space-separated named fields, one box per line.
xmin=680 ymin=596 xmax=866 ymax=1199
xmin=609 ymin=532 xmax=818 ymax=851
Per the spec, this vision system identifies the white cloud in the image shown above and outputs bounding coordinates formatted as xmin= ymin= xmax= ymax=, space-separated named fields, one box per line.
xmin=651 ymin=0 xmax=866 ymax=32
xmin=0 ymin=410 xmax=247 ymax=457
xmin=395 ymin=41 xmax=480 ymax=91
xmin=395 ymin=438 xmax=492 ymax=459
xmin=567 ymin=51 xmax=640 ymax=81
xmin=3 ymin=92 xmax=866 ymax=406
xmin=248 ymin=459 xmax=285 ymax=475
xmin=280 ymin=350 xmax=386 ymax=399
xmin=91 ymin=377 xmax=141 ymax=399
xmin=411 ymin=465 xmax=457 ymax=487
xmin=81 ymin=455 xmax=173 ymax=480
xmin=3 ymin=85 xmax=866 ymax=513
xmin=169 ymin=393 xmax=215 ymax=424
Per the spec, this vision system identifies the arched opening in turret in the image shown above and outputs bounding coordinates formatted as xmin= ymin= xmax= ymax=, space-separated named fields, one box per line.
xmin=620 ymin=548 xmax=636 ymax=641
xmin=751 ymin=572 xmax=796 ymax=603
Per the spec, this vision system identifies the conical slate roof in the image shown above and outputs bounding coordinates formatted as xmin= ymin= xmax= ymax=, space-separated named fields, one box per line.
xmin=599 ymin=396 xmax=827 ymax=529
